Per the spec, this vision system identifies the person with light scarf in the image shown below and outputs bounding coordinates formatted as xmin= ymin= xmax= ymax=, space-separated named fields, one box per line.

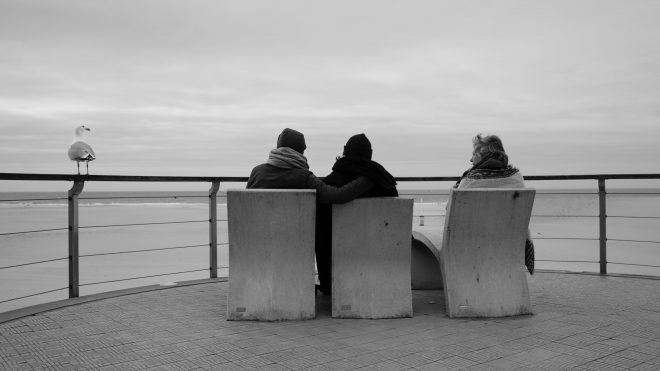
xmin=455 ymin=134 xmax=535 ymax=275
xmin=247 ymin=128 xmax=374 ymax=204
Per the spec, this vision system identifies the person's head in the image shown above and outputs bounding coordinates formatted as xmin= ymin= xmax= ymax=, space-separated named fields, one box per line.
xmin=470 ymin=134 xmax=508 ymax=164
xmin=277 ymin=128 xmax=306 ymax=154
xmin=343 ymin=133 xmax=372 ymax=160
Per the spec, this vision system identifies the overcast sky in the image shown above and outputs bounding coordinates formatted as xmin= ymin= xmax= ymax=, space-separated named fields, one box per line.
xmin=1 ymin=0 xmax=659 ymax=191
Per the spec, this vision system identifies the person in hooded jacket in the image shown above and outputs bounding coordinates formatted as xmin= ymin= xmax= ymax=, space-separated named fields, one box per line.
xmin=247 ymin=128 xmax=375 ymax=203
xmin=454 ymin=133 xmax=535 ymax=275
xmin=315 ymin=134 xmax=398 ymax=295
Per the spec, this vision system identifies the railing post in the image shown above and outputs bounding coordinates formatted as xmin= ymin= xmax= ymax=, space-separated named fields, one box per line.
xmin=68 ymin=180 xmax=84 ymax=298
xmin=598 ymin=178 xmax=607 ymax=275
xmin=209 ymin=181 xmax=220 ymax=279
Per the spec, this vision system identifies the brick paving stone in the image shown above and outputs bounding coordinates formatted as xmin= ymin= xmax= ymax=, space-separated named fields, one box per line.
xmin=462 ymin=345 xmax=517 ymax=363
xmin=431 ymin=355 xmax=479 ymax=369
xmin=0 ymin=273 xmax=659 ymax=370
xmin=482 ymin=355 xmax=530 ymax=370
xmin=632 ymin=361 xmax=660 ymax=371
xmin=360 ymin=360 xmax=412 ymax=371
xmin=323 ymin=358 xmax=366 ymax=371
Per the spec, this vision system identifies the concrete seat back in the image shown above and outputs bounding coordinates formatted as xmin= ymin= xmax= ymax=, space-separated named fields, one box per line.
xmin=332 ymin=197 xmax=414 ymax=319
xmin=227 ymin=189 xmax=316 ymax=321
xmin=441 ymin=188 xmax=535 ymax=317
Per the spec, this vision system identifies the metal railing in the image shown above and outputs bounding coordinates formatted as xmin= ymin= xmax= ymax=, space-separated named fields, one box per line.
xmin=1 ymin=172 xmax=659 ymax=308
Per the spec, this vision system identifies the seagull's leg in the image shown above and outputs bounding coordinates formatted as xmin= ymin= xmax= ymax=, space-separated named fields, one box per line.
xmin=86 ymin=162 xmax=89 ymax=175
xmin=77 ymin=162 xmax=80 ymax=175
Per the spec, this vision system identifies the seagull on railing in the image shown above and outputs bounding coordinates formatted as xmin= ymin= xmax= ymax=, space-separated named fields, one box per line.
xmin=67 ymin=125 xmax=96 ymax=175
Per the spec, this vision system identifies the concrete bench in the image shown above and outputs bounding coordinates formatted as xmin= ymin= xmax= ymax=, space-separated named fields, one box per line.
xmin=331 ymin=197 xmax=414 ymax=319
xmin=413 ymin=188 xmax=535 ymax=317
xmin=226 ymin=189 xmax=316 ymax=321
xmin=411 ymin=228 xmax=444 ymax=290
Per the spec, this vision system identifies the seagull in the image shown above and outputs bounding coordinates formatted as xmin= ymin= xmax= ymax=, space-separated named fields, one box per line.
xmin=67 ymin=125 xmax=96 ymax=175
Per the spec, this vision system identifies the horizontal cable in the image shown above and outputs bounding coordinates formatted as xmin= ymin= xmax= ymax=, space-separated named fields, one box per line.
xmin=399 ymin=193 xmax=449 ymax=196
xmin=608 ymin=192 xmax=660 ymax=195
xmin=608 ymin=238 xmax=660 ymax=244
xmin=607 ymin=215 xmax=660 ymax=219
xmin=608 ymin=261 xmax=660 ymax=268
xmin=536 ymin=192 xmax=598 ymax=195
xmin=0 ymin=227 xmax=67 ymax=237
xmin=80 ymin=195 xmax=207 ymax=200
xmin=80 ymin=269 xmax=208 ymax=287
xmin=0 ymin=197 xmax=67 ymax=202
xmin=79 ymin=220 xmax=207 ymax=229
xmin=0 ymin=257 xmax=68 ymax=270
xmin=531 ymin=214 xmax=596 ymax=218
xmin=80 ymin=244 xmax=208 ymax=258
xmin=0 ymin=287 xmax=67 ymax=304
xmin=536 ymin=259 xmax=597 ymax=264
xmin=534 ymin=237 xmax=598 ymax=241
xmin=413 ymin=214 xmax=445 ymax=217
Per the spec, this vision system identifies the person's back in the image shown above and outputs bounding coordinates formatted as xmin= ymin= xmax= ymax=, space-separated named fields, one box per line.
xmin=454 ymin=133 xmax=534 ymax=275
xmin=246 ymin=128 xmax=375 ymax=202
xmin=315 ymin=134 xmax=398 ymax=295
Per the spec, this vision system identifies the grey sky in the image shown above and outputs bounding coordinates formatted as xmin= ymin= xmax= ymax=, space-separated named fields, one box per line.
xmin=1 ymin=0 xmax=659 ymax=190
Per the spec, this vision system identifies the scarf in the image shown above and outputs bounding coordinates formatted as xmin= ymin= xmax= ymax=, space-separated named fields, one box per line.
xmin=266 ymin=147 xmax=309 ymax=170
xmin=455 ymin=155 xmax=519 ymax=187
xmin=326 ymin=156 xmax=398 ymax=195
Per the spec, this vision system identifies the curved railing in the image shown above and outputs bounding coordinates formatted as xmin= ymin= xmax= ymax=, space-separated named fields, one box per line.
xmin=1 ymin=172 xmax=659 ymax=311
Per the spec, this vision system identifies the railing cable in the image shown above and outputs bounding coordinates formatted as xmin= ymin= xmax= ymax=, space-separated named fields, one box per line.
xmin=536 ymin=259 xmax=598 ymax=264
xmin=79 ymin=195 xmax=209 ymax=200
xmin=0 ymin=197 xmax=67 ymax=202
xmin=79 ymin=220 xmax=207 ymax=229
xmin=533 ymin=237 xmax=599 ymax=241
xmin=80 ymin=244 xmax=209 ymax=258
xmin=0 ymin=257 xmax=68 ymax=270
xmin=0 ymin=287 xmax=67 ymax=304
xmin=608 ymin=261 xmax=660 ymax=268
xmin=0 ymin=227 xmax=67 ymax=236
xmin=531 ymin=214 xmax=595 ymax=218
xmin=608 ymin=238 xmax=660 ymax=244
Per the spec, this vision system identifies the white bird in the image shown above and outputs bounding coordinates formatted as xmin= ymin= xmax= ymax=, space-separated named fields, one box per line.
xmin=67 ymin=125 xmax=96 ymax=175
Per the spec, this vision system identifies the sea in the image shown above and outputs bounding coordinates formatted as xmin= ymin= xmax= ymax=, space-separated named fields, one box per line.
xmin=1 ymin=189 xmax=659 ymax=313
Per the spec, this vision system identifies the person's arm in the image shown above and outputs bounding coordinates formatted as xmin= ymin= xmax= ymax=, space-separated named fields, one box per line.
xmin=307 ymin=174 xmax=374 ymax=204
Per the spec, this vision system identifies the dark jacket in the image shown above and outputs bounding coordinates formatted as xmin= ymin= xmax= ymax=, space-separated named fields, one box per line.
xmin=247 ymin=163 xmax=374 ymax=204
xmin=323 ymin=157 xmax=398 ymax=197
xmin=315 ymin=156 xmax=398 ymax=294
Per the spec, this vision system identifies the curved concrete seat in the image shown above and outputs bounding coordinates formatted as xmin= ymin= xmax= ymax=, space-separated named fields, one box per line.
xmin=411 ymin=228 xmax=444 ymax=290
xmin=413 ymin=188 xmax=535 ymax=318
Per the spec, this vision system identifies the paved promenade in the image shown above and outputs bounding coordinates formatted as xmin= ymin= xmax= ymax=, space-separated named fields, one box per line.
xmin=1 ymin=272 xmax=659 ymax=370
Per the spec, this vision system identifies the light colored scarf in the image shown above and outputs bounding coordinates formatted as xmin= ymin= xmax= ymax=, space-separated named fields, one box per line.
xmin=267 ymin=147 xmax=309 ymax=170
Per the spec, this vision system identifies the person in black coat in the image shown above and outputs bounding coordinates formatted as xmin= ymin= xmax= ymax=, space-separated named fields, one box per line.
xmin=247 ymin=128 xmax=374 ymax=203
xmin=315 ymin=134 xmax=398 ymax=295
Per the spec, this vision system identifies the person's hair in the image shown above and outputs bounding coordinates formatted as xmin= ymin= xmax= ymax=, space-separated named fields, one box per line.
xmin=472 ymin=134 xmax=508 ymax=163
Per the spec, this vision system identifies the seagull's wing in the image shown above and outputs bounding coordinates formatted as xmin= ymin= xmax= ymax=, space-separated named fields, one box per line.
xmin=68 ymin=141 xmax=96 ymax=161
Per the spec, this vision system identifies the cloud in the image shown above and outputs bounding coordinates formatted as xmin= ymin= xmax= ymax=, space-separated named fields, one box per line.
xmin=1 ymin=0 xmax=659 ymax=189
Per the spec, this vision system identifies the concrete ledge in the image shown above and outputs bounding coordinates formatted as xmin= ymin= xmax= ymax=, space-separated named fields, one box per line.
xmin=331 ymin=197 xmax=414 ymax=319
xmin=227 ymin=189 xmax=316 ymax=321
xmin=0 ymin=278 xmax=226 ymax=325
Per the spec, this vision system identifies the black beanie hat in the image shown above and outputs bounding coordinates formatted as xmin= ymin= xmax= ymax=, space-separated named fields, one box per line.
xmin=277 ymin=128 xmax=307 ymax=154
xmin=343 ymin=133 xmax=372 ymax=160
